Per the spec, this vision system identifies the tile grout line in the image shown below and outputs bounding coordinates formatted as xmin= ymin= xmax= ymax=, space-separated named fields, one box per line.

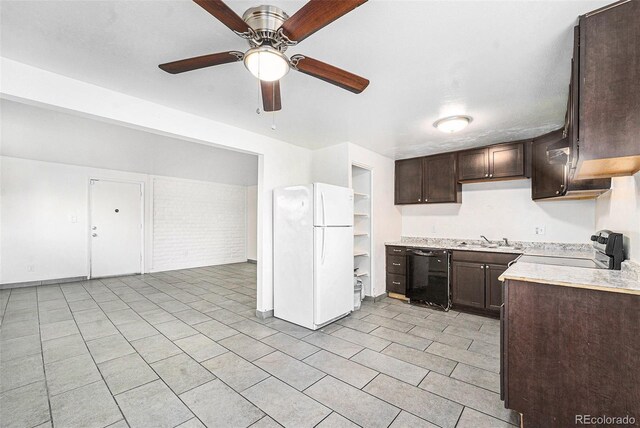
xmin=35 ymin=285 xmax=56 ymax=428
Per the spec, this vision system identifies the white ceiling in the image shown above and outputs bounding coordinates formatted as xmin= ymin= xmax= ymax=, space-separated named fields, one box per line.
xmin=1 ymin=99 xmax=258 ymax=185
xmin=0 ymin=0 xmax=610 ymax=159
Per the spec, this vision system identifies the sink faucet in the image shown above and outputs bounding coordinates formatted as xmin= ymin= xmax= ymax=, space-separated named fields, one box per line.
xmin=480 ymin=235 xmax=491 ymax=245
xmin=502 ymin=237 xmax=509 ymax=246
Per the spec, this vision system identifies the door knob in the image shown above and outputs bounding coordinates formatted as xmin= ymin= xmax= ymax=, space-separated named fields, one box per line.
xmin=92 ymin=226 xmax=97 ymax=230
xmin=92 ymin=233 xmax=98 ymax=237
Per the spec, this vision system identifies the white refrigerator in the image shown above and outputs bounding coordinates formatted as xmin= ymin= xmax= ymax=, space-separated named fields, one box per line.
xmin=273 ymin=183 xmax=354 ymax=330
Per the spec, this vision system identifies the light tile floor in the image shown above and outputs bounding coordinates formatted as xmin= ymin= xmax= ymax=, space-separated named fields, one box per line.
xmin=0 ymin=263 xmax=519 ymax=428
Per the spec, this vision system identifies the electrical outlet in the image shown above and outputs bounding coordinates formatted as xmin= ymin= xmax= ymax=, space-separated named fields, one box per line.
xmin=70 ymin=215 xmax=78 ymax=223
xmin=27 ymin=265 xmax=34 ymax=272
xmin=535 ymin=226 xmax=546 ymax=235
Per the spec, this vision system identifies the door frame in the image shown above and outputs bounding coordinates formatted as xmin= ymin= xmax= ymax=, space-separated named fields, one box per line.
xmin=350 ymin=161 xmax=374 ymax=297
xmin=87 ymin=177 xmax=145 ymax=279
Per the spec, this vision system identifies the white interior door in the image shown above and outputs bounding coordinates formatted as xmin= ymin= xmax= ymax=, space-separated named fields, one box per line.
xmin=314 ymin=226 xmax=354 ymax=326
xmin=90 ymin=179 xmax=142 ymax=278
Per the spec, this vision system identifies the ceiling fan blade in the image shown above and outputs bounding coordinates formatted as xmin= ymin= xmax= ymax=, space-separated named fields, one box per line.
xmin=279 ymin=0 xmax=367 ymax=43
xmin=193 ymin=0 xmax=250 ymax=34
xmin=291 ymin=55 xmax=369 ymax=94
xmin=159 ymin=51 xmax=243 ymax=74
xmin=261 ymin=80 xmax=282 ymax=112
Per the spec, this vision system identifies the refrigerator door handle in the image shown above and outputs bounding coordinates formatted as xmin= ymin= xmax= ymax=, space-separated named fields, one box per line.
xmin=320 ymin=192 xmax=326 ymax=226
xmin=321 ymin=228 xmax=326 ymax=264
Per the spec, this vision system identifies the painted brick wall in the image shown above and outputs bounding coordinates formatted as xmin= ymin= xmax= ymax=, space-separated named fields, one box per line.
xmin=152 ymin=177 xmax=247 ymax=271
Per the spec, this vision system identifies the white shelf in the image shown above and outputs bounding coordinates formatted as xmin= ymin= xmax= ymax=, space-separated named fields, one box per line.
xmin=354 ymin=192 xmax=369 ymax=199
xmin=354 ymin=251 xmax=369 ymax=257
xmin=354 ymin=271 xmax=369 ymax=277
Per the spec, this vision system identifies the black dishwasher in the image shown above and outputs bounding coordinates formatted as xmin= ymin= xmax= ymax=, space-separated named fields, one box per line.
xmin=406 ymin=248 xmax=450 ymax=310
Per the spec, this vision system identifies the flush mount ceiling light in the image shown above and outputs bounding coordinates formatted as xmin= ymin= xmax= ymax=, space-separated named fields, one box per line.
xmin=433 ymin=115 xmax=473 ymax=133
xmin=243 ymin=46 xmax=290 ymax=82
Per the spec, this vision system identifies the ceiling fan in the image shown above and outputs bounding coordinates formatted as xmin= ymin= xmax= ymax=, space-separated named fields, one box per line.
xmin=159 ymin=0 xmax=370 ymax=112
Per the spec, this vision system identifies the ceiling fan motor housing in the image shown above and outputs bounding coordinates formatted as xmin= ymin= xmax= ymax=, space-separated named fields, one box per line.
xmin=242 ymin=5 xmax=290 ymax=49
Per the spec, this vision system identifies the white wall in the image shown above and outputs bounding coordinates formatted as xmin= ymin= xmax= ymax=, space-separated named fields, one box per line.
xmin=402 ymin=179 xmax=596 ymax=244
xmin=0 ymin=156 xmax=252 ymax=284
xmin=595 ymin=172 xmax=640 ymax=261
xmin=246 ymin=185 xmax=258 ymax=262
xmin=1 ymin=58 xmax=312 ymax=312
xmin=1 ymin=99 xmax=258 ymax=186
xmin=152 ymin=178 xmax=247 ymax=271
xmin=311 ymin=143 xmax=351 ymax=187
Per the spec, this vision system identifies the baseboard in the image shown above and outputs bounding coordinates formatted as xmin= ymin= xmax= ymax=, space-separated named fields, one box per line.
xmin=364 ymin=292 xmax=388 ymax=303
xmin=0 ymin=276 xmax=87 ymax=290
xmin=247 ymin=259 xmax=257 ymax=264
xmin=255 ymin=309 xmax=273 ymax=319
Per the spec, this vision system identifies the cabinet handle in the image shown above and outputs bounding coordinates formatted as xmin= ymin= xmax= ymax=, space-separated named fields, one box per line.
xmin=485 ymin=173 xmax=489 ymax=177
xmin=392 ymin=263 xmax=401 ymax=266
xmin=418 ymin=198 xmax=421 ymax=202
xmin=392 ymin=281 xmax=401 ymax=285
xmin=480 ymin=265 xmax=485 ymax=269
xmin=425 ymin=198 xmax=428 ymax=202
xmin=393 ymin=249 xmax=402 ymax=252
xmin=489 ymin=174 xmax=493 ymax=178
xmin=556 ymin=190 xmax=560 ymax=195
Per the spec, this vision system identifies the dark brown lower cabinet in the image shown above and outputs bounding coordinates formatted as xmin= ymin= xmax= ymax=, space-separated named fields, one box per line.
xmin=451 ymin=251 xmax=517 ymax=315
xmin=451 ymin=262 xmax=485 ymax=308
xmin=385 ymin=246 xmax=407 ymax=297
xmin=386 ymin=273 xmax=405 ymax=294
xmin=485 ymin=264 xmax=504 ymax=311
xmin=502 ymin=279 xmax=640 ymax=427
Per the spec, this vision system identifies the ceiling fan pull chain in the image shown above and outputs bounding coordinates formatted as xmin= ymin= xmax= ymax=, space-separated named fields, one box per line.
xmin=256 ymin=77 xmax=262 ymax=115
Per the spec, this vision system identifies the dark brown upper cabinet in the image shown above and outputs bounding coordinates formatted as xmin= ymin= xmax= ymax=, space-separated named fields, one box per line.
xmin=394 ymin=158 xmax=423 ymax=204
xmin=395 ymin=154 xmax=460 ymax=205
xmin=422 ymin=153 xmax=461 ymax=203
xmin=532 ymin=129 xmax=610 ymax=200
xmin=574 ymin=0 xmax=640 ymax=179
xmin=458 ymin=140 xmax=531 ymax=183
xmin=532 ymin=130 xmax=568 ymax=200
xmin=457 ymin=148 xmax=488 ymax=181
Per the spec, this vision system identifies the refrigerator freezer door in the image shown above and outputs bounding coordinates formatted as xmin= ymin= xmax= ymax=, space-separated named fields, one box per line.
xmin=314 ymin=226 xmax=354 ymax=326
xmin=313 ymin=183 xmax=354 ymax=227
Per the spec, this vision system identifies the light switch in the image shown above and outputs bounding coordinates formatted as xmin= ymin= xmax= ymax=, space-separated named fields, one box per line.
xmin=71 ymin=215 xmax=78 ymax=223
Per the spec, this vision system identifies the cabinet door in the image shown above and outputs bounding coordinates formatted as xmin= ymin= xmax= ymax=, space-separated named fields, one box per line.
xmin=485 ymin=264 xmax=507 ymax=312
xmin=531 ymin=132 xmax=566 ymax=200
xmin=578 ymin=0 xmax=640 ymax=178
xmin=423 ymin=153 xmax=460 ymax=203
xmin=489 ymin=143 xmax=525 ymax=179
xmin=458 ymin=148 xmax=488 ymax=181
xmin=395 ymin=158 xmax=423 ymax=204
xmin=452 ymin=261 xmax=485 ymax=308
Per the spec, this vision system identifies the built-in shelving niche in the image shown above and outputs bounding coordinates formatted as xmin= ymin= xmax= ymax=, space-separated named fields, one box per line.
xmin=352 ymin=164 xmax=372 ymax=298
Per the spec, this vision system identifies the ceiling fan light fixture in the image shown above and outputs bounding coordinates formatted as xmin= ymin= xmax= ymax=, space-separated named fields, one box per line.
xmin=244 ymin=46 xmax=290 ymax=82
xmin=433 ymin=115 xmax=473 ymax=133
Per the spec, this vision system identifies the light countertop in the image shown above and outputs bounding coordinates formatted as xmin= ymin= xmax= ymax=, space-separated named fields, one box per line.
xmin=385 ymin=239 xmax=594 ymax=259
xmin=499 ymin=261 xmax=640 ymax=296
